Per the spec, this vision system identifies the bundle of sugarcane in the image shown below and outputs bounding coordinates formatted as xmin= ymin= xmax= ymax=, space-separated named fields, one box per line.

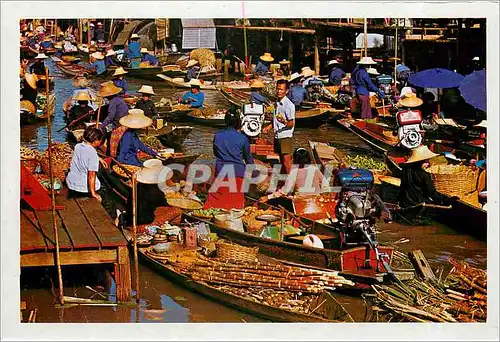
xmin=188 ymin=256 xmax=354 ymax=293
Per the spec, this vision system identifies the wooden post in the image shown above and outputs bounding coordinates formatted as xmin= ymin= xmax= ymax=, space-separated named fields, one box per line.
xmin=394 ymin=22 xmax=398 ymax=86
xmin=87 ymin=20 xmax=91 ymax=45
xmin=132 ymin=175 xmax=140 ymax=303
xmin=288 ymin=33 xmax=293 ymax=64
xmin=108 ymin=19 xmax=114 ymax=44
xmin=363 ymin=18 xmax=368 ymax=57
xmin=115 ymin=246 xmax=132 ymax=302
xmin=79 ymin=19 xmax=83 ymax=44
xmin=95 ymin=98 xmax=103 ymax=128
xmin=45 ymin=67 xmax=64 ymax=305
xmin=55 ymin=19 xmax=58 ymax=37
xmin=314 ymin=35 xmax=320 ymax=75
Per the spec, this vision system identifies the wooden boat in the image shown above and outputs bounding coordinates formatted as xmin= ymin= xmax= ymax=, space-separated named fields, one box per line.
xmin=308 ymin=141 xmax=346 ymax=172
xmin=156 ymin=106 xmax=193 ymax=122
xmin=140 ymin=125 xmax=194 ymax=150
xmin=336 ymin=118 xmax=397 ymax=154
xmin=157 ymin=74 xmax=251 ymax=91
xmin=185 ymin=110 xmax=227 ymax=127
xmin=160 ymin=66 xmax=222 ymax=80
xmin=28 ymin=46 xmax=57 ymax=55
xmin=20 ymin=93 xmax=56 ymax=125
xmin=55 ymin=61 xmax=94 ymax=77
xmin=107 ymin=65 xmax=164 ymax=81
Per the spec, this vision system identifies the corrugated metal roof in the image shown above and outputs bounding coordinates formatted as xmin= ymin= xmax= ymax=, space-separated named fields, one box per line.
xmin=181 ymin=19 xmax=215 ymax=28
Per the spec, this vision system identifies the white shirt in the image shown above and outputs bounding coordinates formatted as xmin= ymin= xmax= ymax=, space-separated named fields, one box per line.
xmin=66 ymin=142 xmax=101 ymax=193
xmin=273 ymin=95 xmax=295 ymax=139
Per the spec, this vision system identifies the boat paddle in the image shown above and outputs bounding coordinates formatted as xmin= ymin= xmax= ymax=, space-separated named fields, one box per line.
xmin=95 ymin=97 xmax=103 ymax=129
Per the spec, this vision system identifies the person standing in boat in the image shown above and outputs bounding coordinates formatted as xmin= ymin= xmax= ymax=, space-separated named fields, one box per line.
xmin=125 ymin=33 xmax=142 ymax=68
xmin=287 ymin=72 xmax=307 ymax=107
xmin=135 ymin=85 xmax=158 ymax=118
xmin=141 ymin=48 xmax=159 ymax=67
xmin=179 ymin=80 xmax=205 ymax=108
xmin=184 ymin=59 xmax=199 ymax=83
xmin=351 ymin=57 xmax=384 ymax=119
xmin=204 ymin=108 xmax=254 ymax=210
xmin=112 ymin=67 xmax=129 ymax=96
xmin=99 ymin=82 xmax=127 ymax=132
xmin=254 ymin=53 xmax=274 ymax=76
xmin=249 ymin=79 xmax=270 ymax=105
xmin=328 ymin=59 xmax=346 ymax=86
xmin=278 ymin=59 xmax=291 ymax=77
xmin=29 ymin=53 xmax=48 ymax=76
xmin=90 ymin=52 xmax=107 ymax=77
xmin=93 ymin=22 xmax=106 ymax=44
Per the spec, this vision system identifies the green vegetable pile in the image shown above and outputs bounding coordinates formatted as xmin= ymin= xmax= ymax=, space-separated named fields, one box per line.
xmin=346 ymin=155 xmax=388 ymax=171
xmin=192 ymin=208 xmax=225 ymax=218
xmin=35 ymin=95 xmax=47 ymax=110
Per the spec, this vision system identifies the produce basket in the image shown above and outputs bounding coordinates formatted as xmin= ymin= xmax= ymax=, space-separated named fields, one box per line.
xmin=215 ymin=239 xmax=259 ymax=263
xmin=166 ymin=197 xmax=203 ymax=210
xmin=426 ymin=164 xmax=479 ymax=198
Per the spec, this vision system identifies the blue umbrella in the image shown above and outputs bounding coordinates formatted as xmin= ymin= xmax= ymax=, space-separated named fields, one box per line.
xmin=408 ymin=68 xmax=465 ymax=89
xmin=459 ymin=69 xmax=486 ymax=112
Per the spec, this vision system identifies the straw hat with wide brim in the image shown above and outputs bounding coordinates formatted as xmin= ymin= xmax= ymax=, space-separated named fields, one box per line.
xmin=140 ymin=47 xmax=150 ymax=54
xmin=138 ymin=85 xmax=156 ymax=95
xmin=106 ymin=49 xmax=117 ymax=57
xmin=289 ymin=72 xmax=304 ymax=83
xmin=119 ymin=109 xmax=153 ymax=129
xmin=35 ymin=53 xmax=48 ymax=59
xmin=73 ymin=91 xmax=91 ymax=101
xmin=250 ymin=79 xmax=265 ymax=89
xmin=260 ymin=53 xmax=274 ymax=62
xmin=357 ymin=56 xmax=377 ymax=65
xmin=400 ymin=87 xmax=416 ymax=98
xmin=328 ymin=59 xmax=339 ymax=65
xmin=100 ymin=81 xmax=122 ymax=97
xmin=43 ymin=37 xmax=52 ymax=42
xmin=91 ymin=52 xmax=104 ymax=60
xmin=186 ymin=59 xmax=199 ymax=68
xmin=24 ymin=73 xmax=38 ymax=89
xmin=112 ymin=67 xmax=128 ymax=77
xmin=54 ymin=43 xmax=63 ymax=49
xmin=279 ymin=59 xmax=290 ymax=65
xmin=405 ymin=145 xmax=439 ymax=164
xmin=398 ymin=94 xmax=423 ymax=108
xmin=130 ymin=33 xmax=140 ymax=40
xmin=301 ymin=66 xmax=315 ymax=78
xmin=367 ymin=68 xmax=380 ymax=76
xmin=475 ymin=120 xmax=487 ymax=128
xmin=73 ymin=76 xmax=92 ymax=88
xmin=189 ymin=79 xmax=202 ymax=87
xmin=136 ymin=159 xmax=171 ymax=184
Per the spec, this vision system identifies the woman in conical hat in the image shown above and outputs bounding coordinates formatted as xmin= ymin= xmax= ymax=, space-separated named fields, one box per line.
xmin=398 ymin=145 xmax=442 ymax=207
xmin=99 ymin=81 xmax=128 ymax=132
xmin=249 ymin=79 xmax=270 ymax=105
xmin=21 ymin=73 xmax=39 ymax=108
xmin=112 ymin=67 xmax=129 ymax=95
xmin=254 ymin=52 xmax=273 ymax=76
xmin=29 ymin=53 xmax=48 ymax=76
xmin=135 ymin=85 xmax=158 ymax=118
xmin=68 ymin=91 xmax=95 ymax=128
xmin=184 ymin=59 xmax=199 ymax=83
xmin=351 ymin=56 xmax=384 ymax=119
xmin=71 ymin=76 xmax=98 ymax=111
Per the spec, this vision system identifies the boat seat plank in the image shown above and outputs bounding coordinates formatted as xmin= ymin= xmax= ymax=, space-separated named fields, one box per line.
xmin=35 ymin=210 xmax=73 ymax=250
xmin=76 ymin=197 xmax=128 ymax=247
xmin=57 ymin=197 xmax=102 ymax=249
xmin=20 ymin=211 xmax=48 ymax=252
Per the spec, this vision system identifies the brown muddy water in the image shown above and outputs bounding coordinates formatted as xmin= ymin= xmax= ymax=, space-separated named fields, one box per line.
xmin=20 ymin=59 xmax=486 ymax=323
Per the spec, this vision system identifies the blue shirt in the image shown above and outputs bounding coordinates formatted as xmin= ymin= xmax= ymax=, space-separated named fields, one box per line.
xmin=127 ymin=41 xmax=141 ymax=59
xmin=287 ymin=84 xmax=308 ymax=106
xmin=185 ymin=67 xmax=197 ymax=82
xmin=142 ymin=53 xmax=159 ymax=66
xmin=113 ymin=78 xmax=128 ymax=95
xmin=351 ymin=66 xmax=379 ymax=96
xmin=105 ymin=56 xmax=117 ymax=67
xmin=40 ymin=41 xmax=52 ymax=49
xmin=328 ymin=67 xmax=346 ymax=86
xmin=66 ymin=142 xmax=101 ymax=192
xmin=254 ymin=61 xmax=269 ymax=76
xmin=101 ymin=96 xmax=129 ymax=131
xmin=91 ymin=60 xmax=106 ymax=75
xmin=251 ymin=91 xmax=268 ymax=105
xmin=213 ymin=128 xmax=254 ymax=178
xmin=181 ymin=91 xmax=204 ymax=108
xmin=117 ymin=130 xmax=157 ymax=167
xmin=55 ymin=50 xmax=63 ymax=58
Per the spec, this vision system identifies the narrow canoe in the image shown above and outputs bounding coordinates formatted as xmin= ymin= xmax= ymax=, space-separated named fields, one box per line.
xmin=157 ymin=74 xmax=252 ymax=91
xmin=140 ymin=125 xmax=194 ymax=150
xmin=56 ymin=61 xmax=94 ymax=77
xmin=185 ymin=110 xmax=227 ymax=127
xmin=107 ymin=66 xmax=164 ymax=81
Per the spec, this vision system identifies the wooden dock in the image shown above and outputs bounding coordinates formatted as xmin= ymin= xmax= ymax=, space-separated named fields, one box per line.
xmin=20 ymin=194 xmax=132 ymax=302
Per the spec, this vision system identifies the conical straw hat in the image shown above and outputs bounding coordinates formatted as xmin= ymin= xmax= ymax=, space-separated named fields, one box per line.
xmin=289 ymin=72 xmax=304 ymax=83
xmin=186 ymin=59 xmax=199 ymax=68
xmin=73 ymin=76 xmax=92 ymax=88
xmin=250 ymin=79 xmax=265 ymax=89
xmin=35 ymin=53 xmax=48 ymax=59
xmin=357 ymin=56 xmax=377 ymax=65
xmin=91 ymin=52 xmax=104 ymax=60
xmin=328 ymin=59 xmax=339 ymax=65
xmin=367 ymin=67 xmax=380 ymax=76
xmin=260 ymin=53 xmax=274 ymax=62
xmin=140 ymin=47 xmax=149 ymax=53
xmin=405 ymin=145 xmax=439 ymax=164
xmin=300 ymin=66 xmax=315 ymax=78
xmin=112 ymin=67 xmax=128 ymax=77
xmin=99 ymin=81 xmax=122 ymax=97
xmin=279 ymin=59 xmax=290 ymax=65
xmin=130 ymin=33 xmax=140 ymax=40
xmin=138 ymin=85 xmax=156 ymax=95
xmin=24 ymin=73 xmax=38 ymax=89
xmin=106 ymin=49 xmax=117 ymax=57
xmin=136 ymin=159 xmax=170 ymax=184
xmin=73 ymin=91 xmax=91 ymax=101
xmin=189 ymin=79 xmax=202 ymax=87
xmin=398 ymin=93 xmax=423 ymax=108
xmin=119 ymin=109 xmax=153 ymax=129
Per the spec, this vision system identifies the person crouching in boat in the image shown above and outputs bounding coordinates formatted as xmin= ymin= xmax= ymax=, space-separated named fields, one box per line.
xmin=90 ymin=52 xmax=107 ymax=77
xmin=112 ymin=67 xmax=128 ymax=96
xmin=204 ymin=108 xmax=254 ymax=210
xmin=184 ymin=59 xmax=199 ymax=83
xmin=105 ymin=49 xmax=119 ymax=68
xmin=287 ymin=72 xmax=307 ymax=107
xmin=135 ymin=85 xmax=158 ymax=118
xmin=71 ymin=76 xmax=98 ymax=111
xmin=114 ymin=109 xmax=158 ymax=167
xmin=398 ymin=145 xmax=443 ymax=208
xmin=66 ymin=127 xmax=119 ymax=226
xmin=351 ymin=57 xmax=384 ymax=119
xmin=29 ymin=53 xmax=48 ymax=76
xmin=141 ymin=48 xmax=159 ymax=67
xmin=254 ymin=53 xmax=274 ymax=76
xmin=179 ymin=80 xmax=205 ymax=108
xmin=68 ymin=92 xmax=95 ymax=129
xmin=249 ymin=79 xmax=270 ymax=105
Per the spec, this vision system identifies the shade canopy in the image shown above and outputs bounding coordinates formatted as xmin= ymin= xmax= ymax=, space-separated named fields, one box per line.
xmin=408 ymin=68 xmax=464 ymax=89
xmin=459 ymin=69 xmax=486 ymax=112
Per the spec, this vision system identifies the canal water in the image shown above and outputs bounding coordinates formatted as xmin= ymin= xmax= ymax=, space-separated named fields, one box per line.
xmin=20 ymin=59 xmax=487 ymax=323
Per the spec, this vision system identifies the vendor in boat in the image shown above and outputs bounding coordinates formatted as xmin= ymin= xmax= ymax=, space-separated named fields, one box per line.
xmin=113 ymin=109 xmax=158 ymax=167
xmin=54 ymin=43 xmax=63 ymax=58
xmin=254 ymin=53 xmax=274 ymax=76
xmin=328 ymin=59 xmax=346 ymax=86
xmin=204 ymin=107 xmax=254 ymax=210
xmin=29 ymin=53 xmax=48 ymax=76
xmin=105 ymin=49 xmax=119 ymax=67
xmin=99 ymin=82 xmax=128 ymax=132
xmin=351 ymin=57 xmax=384 ymax=119
xmin=278 ymin=59 xmax=291 ymax=77
xmin=301 ymin=66 xmax=333 ymax=102
xmin=398 ymin=145 xmax=444 ymax=208
xmin=397 ymin=92 xmax=423 ymax=111
xmin=71 ymin=76 xmax=98 ymax=111
xmin=184 ymin=59 xmax=199 ymax=83
xmin=287 ymin=72 xmax=307 ymax=107
xmin=39 ymin=37 xmax=53 ymax=50
xmin=112 ymin=67 xmax=128 ymax=96
xmin=249 ymin=79 xmax=270 ymax=105
xmin=68 ymin=92 xmax=95 ymax=129
xmin=125 ymin=33 xmax=142 ymax=69
xmin=90 ymin=52 xmax=107 ymax=77
xmin=179 ymin=80 xmax=205 ymax=108
xmin=93 ymin=22 xmax=106 ymax=44
xmin=21 ymin=73 xmax=38 ymax=108
xmin=66 ymin=127 xmax=119 ymax=226
xmin=135 ymin=85 xmax=158 ymax=118
xmin=140 ymin=48 xmax=159 ymax=67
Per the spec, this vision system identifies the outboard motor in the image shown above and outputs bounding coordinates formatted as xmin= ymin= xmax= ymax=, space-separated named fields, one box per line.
xmin=240 ymin=103 xmax=265 ymax=138
xmin=335 ymin=169 xmax=393 ymax=273
xmin=396 ymin=109 xmax=424 ymax=149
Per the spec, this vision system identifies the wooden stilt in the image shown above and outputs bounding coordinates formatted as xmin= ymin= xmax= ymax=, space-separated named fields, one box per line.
xmin=314 ymin=35 xmax=320 ymax=74
xmin=394 ymin=22 xmax=398 ymax=86
xmin=115 ymin=246 xmax=131 ymax=302
xmin=132 ymin=175 xmax=140 ymax=303
xmin=108 ymin=19 xmax=114 ymax=44
xmin=363 ymin=18 xmax=368 ymax=57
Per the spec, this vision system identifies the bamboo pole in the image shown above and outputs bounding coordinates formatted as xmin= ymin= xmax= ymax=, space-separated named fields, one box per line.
xmin=95 ymin=98 xmax=103 ymax=128
xmin=132 ymin=174 xmax=140 ymax=303
xmin=108 ymin=19 xmax=114 ymax=44
xmin=394 ymin=21 xmax=398 ymax=86
xmin=79 ymin=19 xmax=83 ymax=44
xmin=45 ymin=67 xmax=64 ymax=305
xmin=242 ymin=2 xmax=249 ymax=74
xmin=87 ymin=20 xmax=91 ymax=45
xmin=363 ymin=18 xmax=368 ymax=57
xmin=314 ymin=35 xmax=320 ymax=75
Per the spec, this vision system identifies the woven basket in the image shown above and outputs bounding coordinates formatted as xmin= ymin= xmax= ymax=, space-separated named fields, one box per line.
xmin=382 ymin=130 xmax=399 ymax=144
xmin=39 ymin=157 xmax=70 ymax=181
xmin=461 ymin=190 xmax=480 ymax=208
xmin=426 ymin=165 xmax=479 ymax=197
xmin=215 ymin=239 xmax=259 ymax=263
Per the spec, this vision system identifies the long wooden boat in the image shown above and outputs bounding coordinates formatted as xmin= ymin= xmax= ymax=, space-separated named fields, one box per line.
xmin=55 ymin=61 xmax=94 ymax=77
xmin=20 ymin=93 xmax=56 ymax=125
xmin=107 ymin=66 xmax=164 ymax=81
xmin=185 ymin=111 xmax=226 ymax=127
xmin=383 ymin=152 xmax=487 ymax=239
xmin=140 ymin=125 xmax=194 ymax=150
xmin=156 ymin=106 xmax=193 ymax=122
xmin=160 ymin=66 xmax=222 ymax=80
xmin=336 ymin=118 xmax=397 ymax=154
xmin=157 ymin=74 xmax=251 ymax=91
